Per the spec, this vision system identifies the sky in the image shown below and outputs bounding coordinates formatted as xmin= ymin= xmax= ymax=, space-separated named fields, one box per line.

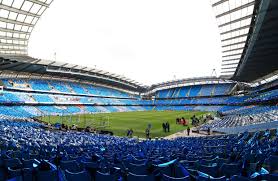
xmin=28 ymin=0 xmax=222 ymax=86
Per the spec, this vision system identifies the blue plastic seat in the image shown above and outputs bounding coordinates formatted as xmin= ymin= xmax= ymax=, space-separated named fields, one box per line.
xmin=231 ymin=175 xmax=251 ymax=181
xmin=95 ymin=171 xmax=115 ymax=181
xmin=127 ymin=172 xmax=155 ymax=181
xmin=180 ymin=160 xmax=198 ymax=169
xmin=216 ymin=158 xmax=228 ymax=167
xmin=198 ymin=164 xmax=218 ymax=178
xmin=200 ymin=158 xmax=217 ymax=166
xmin=4 ymin=158 xmax=22 ymax=168
xmin=220 ymin=163 xmax=241 ymax=178
xmin=23 ymin=168 xmax=33 ymax=181
xmin=269 ymin=155 xmax=278 ymax=173
xmin=268 ymin=173 xmax=278 ymax=181
xmin=37 ymin=170 xmax=58 ymax=181
xmin=162 ymin=174 xmax=190 ymax=181
xmin=22 ymin=159 xmax=37 ymax=168
xmin=81 ymin=160 xmax=98 ymax=169
xmin=197 ymin=175 xmax=226 ymax=181
xmin=8 ymin=167 xmax=21 ymax=179
xmin=60 ymin=160 xmax=81 ymax=172
xmin=65 ymin=169 xmax=91 ymax=181
xmin=128 ymin=163 xmax=148 ymax=175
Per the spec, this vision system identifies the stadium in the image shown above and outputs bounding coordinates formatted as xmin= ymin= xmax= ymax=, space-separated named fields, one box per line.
xmin=0 ymin=0 xmax=277 ymax=180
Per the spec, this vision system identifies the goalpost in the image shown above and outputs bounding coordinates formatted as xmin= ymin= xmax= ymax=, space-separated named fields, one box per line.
xmin=82 ymin=113 xmax=110 ymax=129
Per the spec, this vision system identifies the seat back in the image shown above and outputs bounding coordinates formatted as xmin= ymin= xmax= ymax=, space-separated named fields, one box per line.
xmin=127 ymin=172 xmax=155 ymax=181
xmin=7 ymin=167 xmax=21 ymax=179
xmin=269 ymin=155 xmax=278 ymax=173
xmin=198 ymin=164 xmax=218 ymax=178
xmin=197 ymin=175 xmax=226 ymax=181
xmin=22 ymin=159 xmax=36 ymax=168
xmin=65 ymin=170 xmax=91 ymax=181
xmin=268 ymin=173 xmax=278 ymax=181
xmin=37 ymin=170 xmax=58 ymax=181
xmin=95 ymin=171 xmax=114 ymax=181
xmin=60 ymin=160 xmax=80 ymax=172
xmin=128 ymin=163 xmax=147 ymax=175
xmin=231 ymin=175 xmax=251 ymax=181
xmin=5 ymin=158 xmax=22 ymax=168
xmin=220 ymin=163 xmax=241 ymax=178
xmin=162 ymin=174 xmax=190 ymax=181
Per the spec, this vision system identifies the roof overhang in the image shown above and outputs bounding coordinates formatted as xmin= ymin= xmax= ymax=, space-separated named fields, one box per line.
xmin=211 ymin=0 xmax=257 ymax=77
xmin=233 ymin=0 xmax=278 ymax=82
xmin=0 ymin=55 xmax=146 ymax=92
xmin=0 ymin=0 xmax=53 ymax=55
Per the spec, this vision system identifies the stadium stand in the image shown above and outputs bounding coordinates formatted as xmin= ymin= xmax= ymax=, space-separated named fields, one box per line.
xmin=0 ymin=0 xmax=277 ymax=180
xmin=0 ymin=119 xmax=277 ymax=180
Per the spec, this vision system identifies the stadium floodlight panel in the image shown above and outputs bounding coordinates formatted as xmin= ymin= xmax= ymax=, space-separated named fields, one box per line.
xmin=0 ymin=0 xmax=53 ymax=55
xmin=211 ymin=0 xmax=255 ymax=77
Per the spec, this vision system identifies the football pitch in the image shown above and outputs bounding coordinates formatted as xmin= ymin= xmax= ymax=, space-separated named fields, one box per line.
xmin=40 ymin=110 xmax=211 ymax=138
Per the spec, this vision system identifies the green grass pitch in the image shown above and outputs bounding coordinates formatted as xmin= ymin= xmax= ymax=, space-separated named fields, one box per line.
xmin=40 ymin=110 xmax=211 ymax=138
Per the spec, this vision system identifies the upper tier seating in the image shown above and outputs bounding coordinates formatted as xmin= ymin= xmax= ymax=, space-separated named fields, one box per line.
xmin=156 ymin=84 xmax=234 ymax=98
xmin=1 ymin=79 xmax=131 ymax=98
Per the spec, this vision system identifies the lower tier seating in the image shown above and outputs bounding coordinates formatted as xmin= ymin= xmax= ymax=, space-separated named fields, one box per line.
xmin=0 ymin=119 xmax=277 ymax=181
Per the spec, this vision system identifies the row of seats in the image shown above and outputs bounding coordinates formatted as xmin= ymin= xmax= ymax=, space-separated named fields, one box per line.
xmin=200 ymin=109 xmax=278 ymax=131
xmin=156 ymin=84 xmax=234 ymax=98
xmin=1 ymin=79 xmax=132 ymax=98
xmin=0 ymin=118 xmax=277 ymax=180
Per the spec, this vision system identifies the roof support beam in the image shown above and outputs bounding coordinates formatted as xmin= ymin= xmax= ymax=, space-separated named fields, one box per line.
xmin=221 ymin=62 xmax=239 ymax=66
xmin=0 ymin=35 xmax=28 ymax=42
xmin=222 ymin=53 xmax=242 ymax=58
xmin=0 ymin=48 xmax=27 ymax=51
xmin=27 ymin=0 xmax=50 ymax=7
xmin=0 ymin=27 xmax=30 ymax=34
xmin=219 ymin=14 xmax=252 ymax=28
xmin=222 ymin=58 xmax=240 ymax=62
xmin=221 ymin=33 xmax=248 ymax=42
xmin=212 ymin=0 xmax=228 ymax=7
xmin=0 ymin=4 xmax=40 ymax=18
xmin=0 ymin=17 xmax=34 ymax=27
xmin=216 ymin=1 xmax=255 ymax=18
xmin=221 ymin=70 xmax=236 ymax=74
xmin=222 ymin=47 xmax=244 ymax=53
xmin=220 ymin=25 xmax=251 ymax=35
xmin=222 ymin=66 xmax=238 ymax=70
xmin=222 ymin=41 xmax=246 ymax=48
xmin=0 ymin=42 xmax=27 ymax=47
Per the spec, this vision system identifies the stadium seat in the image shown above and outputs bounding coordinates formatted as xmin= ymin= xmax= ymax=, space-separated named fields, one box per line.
xmin=127 ymin=172 xmax=155 ymax=181
xmin=37 ymin=170 xmax=58 ymax=181
xmin=65 ymin=169 xmax=91 ymax=181
xmin=95 ymin=171 xmax=115 ymax=181
xmin=230 ymin=175 xmax=251 ymax=181
xmin=60 ymin=160 xmax=81 ymax=172
xmin=269 ymin=155 xmax=278 ymax=173
xmin=4 ymin=158 xmax=22 ymax=169
xmin=220 ymin=163 xmax=241 ymax=178
xmin=127 ymin=163 xmax=148 ymax=175
xmin=197 ymin=175 xmax=226 ymax=181
xmin=198 ymin=164 xmax=218 ymax=178
xmin=7 ymin=167 xmax=21 ymax=179
xmin=268 ymin=173 xmax=278 ymax=181
xmin=162 ymin=174 xmax=190 ymax=181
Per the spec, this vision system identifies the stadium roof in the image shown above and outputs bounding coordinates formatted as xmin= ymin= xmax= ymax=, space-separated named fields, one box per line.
xmin=212 ymin=0 xmax=278 ymax=82
xmin=148 ymin=76 xmax=239 ymax=90
xmin=0 ymin=0 xmax=277 ymax=88
xmin=0 ymin=0 xmax=53 ymax=55
xmin=211 ymin=0 xmax=256 ymax=77
xmin=233 ymin=0 xmax=278 ymax=82
xmin=0 ymin=55 xmax=146 ymax=91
